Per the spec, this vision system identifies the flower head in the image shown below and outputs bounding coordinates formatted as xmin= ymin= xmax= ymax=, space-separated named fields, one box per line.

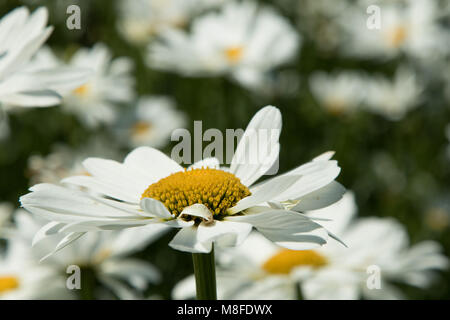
xmin=0 ymin=7 xmax=90 ymax=109
xmin=21 ymin=106 xmax=344 ymax=256
xmin=147 ymin=1 xmax=300 ymax=90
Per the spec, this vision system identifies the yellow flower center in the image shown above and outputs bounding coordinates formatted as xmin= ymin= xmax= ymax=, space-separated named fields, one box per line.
xmin=262 ymin=249 xmax=328 ymax=275
xmin=141 ymin=168 xmax=251 ymax=218
xmin=73 ymin=84 xmax=90 ymax=97
xmin=387 ymin=25 xmax=407 ymax=48
xmin=131 ymin=121 xmax=152 ymax=136
xmin=324 ymin=97 xmax=347 ymax=115
xmin=225 ymin=46 xmax=244 ymax=63
xmin=0 ymin=276 xmax=19 ymax=294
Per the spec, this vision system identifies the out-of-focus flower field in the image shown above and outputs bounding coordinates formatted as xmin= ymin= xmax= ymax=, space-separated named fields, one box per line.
xmin=0 ymin=0 xmax=449 ymax=300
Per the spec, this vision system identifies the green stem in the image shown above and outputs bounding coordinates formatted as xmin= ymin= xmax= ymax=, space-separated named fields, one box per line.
xmin=192 ymin=245 xmax=217 ymax=300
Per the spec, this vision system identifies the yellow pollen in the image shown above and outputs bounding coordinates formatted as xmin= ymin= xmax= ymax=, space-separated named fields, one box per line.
xmin=0 ymin=276 xmax=19 ymax=294
xmin=262 ymin=249 xmax=328 ymax=275
xmin=141 ymin=168 xmax=251 ymax=218
xmin=387 ymin=26 xmax=407 ymax=48
xmin=324 ymin=98 xmax=347 ymax=115
xmin=225 ymin=46 xmax=244 ymax=63
xmin=94 ymin=249 xmax=112 ymax=264
xmin=73 ymin=84 xmax=90 ymax=97
xmin=131 ymin=121 xmax=152 ymax=136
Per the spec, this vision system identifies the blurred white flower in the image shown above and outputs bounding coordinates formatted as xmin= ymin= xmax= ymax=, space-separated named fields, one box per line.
xmin=339 ymin=0 xmax=448 ymax=60
xmin=147 ymin=0 xmax=300 ymax=90
xmin=309 ymin=71 xmax=366 ymax=114
xmin=38 ymin=44 xmax=135 ymax=128
xmin=0 ymin=203 xmax=13 ymax=233
xmin=116 ymin=0 xmax=223 ymax=44
xmin=21 ymin=106 xmax=344 ymax=256
xmin=173 ymin=192 xmax=449 ymax=300
xmin=364 ymin=66 xmax=423 ymax=120
xmin=1 ymin=229 xmax=72 ymax=300
xmin=27 ymin=138 xmax=123 ymax=185
xmin=7 ymin=209 xmax=168 ymax=299
xmin=116 ymin=96 xmax=187 ymax=149
xmin=0 ymin=7 xmax=90 ymax=109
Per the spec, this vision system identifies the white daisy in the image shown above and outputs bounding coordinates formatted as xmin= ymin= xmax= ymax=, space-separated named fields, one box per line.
xmin=0 ymin=7 xmax=90 ymax=109
xmin=309 ymin=71 xmax=366 ymax=114
xmin=147 ymin=0 xmax=300 ymax=90
xmin=116 ymin=0 xmax=223 ymax=44
xmin=1 ymin=229 xmax=72 ymax=300
xmin=339 ymin=0 xmax=448 ymax=60
xmin=363 ymin=66 xmax=423 ymax=121
xmin=20 ymin=106 xmax=344 ymax=256
xmin=116 ymin=96 xmax=187 ymax=149
xmin=173 ymin=192 xmax=449 ymax=300
xmin=7 ymin=209 xmax=168 ymax=299
xmin=40 ymin=43 xmax=135 ymax=128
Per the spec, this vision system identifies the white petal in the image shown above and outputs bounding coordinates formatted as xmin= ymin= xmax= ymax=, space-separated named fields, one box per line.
xmin=197 ymin=220 xmax=252 ymax=248
xmin=32 ymin=221 xmax=65 ymax=246
xmin=189 ymin=157 xmax=220 ymax=169
xmin=230 ymin=106 xmax=281 ymax=186
xmin=179 ymin=204 xmax=213 ymax=222
xmin=313 ymin=151 xmax=335 ymax=161
xmin=305 ymin=191 xmax=357 ymax=236
xmin=172 ymin=274 xmax=196 ymax=300
xmin=163 ymin=219 xmax=195 ymax=228
xmin=0 ymin=90 xmax=61 ymax=107
xmin=123 ymin=146 xmax=183 ymax=184
xmin=62 ymin=175 xmax=139 ymax=203
xmin=227 ymin=209 xmax=329 ymax=250
xmin=291 ymin=181 xmax=346 ymax=212
xmin=21 ymin=184 xmax=141 ymax=220
xmin=39 ymin=232 xmax=85 ymax=262
xmin=270 ymin=160 xmax=341 ymax=202
xmin=228 ymin=174 xmax=300 ymax=214
xmin=140 ymin=198 xmax=173 ymax=219
xmin=82 ymin=157 xmax=150 ymax=199
xmin=109 ymin=224 xmax=170 ymax=256
xmin=168 ymin=226 xmax=212 ymax=253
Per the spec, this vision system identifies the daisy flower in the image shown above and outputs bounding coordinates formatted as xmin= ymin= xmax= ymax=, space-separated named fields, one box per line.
xmin=173 ymin=193 xmax=449 ymax=300
xmin=363 ymin=66 xmax=423 ymax=121
xmin=6 ymin=209 xmax=167 ymax=299
xmin=116 ymin=0 xmax=223 ymax=45
xmin=115 ymin=96 xmax=187 ymax=149
xmin=338 ymin=0 xmax=448 ymax=60
xmin=0 ymin=7 xmax=90 ymax=109
xmin=309 ymin=71 xmax=366 ymax=115
xmin=40 ymin=44 xmax=135 ymax=128
xmin=1 ymin=230 xmax=72 ymax=300
xmin=147 ymin=0 xmax=300 ymax=91
xmin=20 ymin=106 xmax=344 ymax=256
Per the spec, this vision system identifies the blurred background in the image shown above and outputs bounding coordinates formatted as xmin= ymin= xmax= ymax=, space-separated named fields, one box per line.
xmin=0 ymin=0 xmax=449 ymax=299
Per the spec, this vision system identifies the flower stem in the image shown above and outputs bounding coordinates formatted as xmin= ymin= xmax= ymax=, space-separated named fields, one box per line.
xmin=192 ymin=245 xmax=217 ymax=300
